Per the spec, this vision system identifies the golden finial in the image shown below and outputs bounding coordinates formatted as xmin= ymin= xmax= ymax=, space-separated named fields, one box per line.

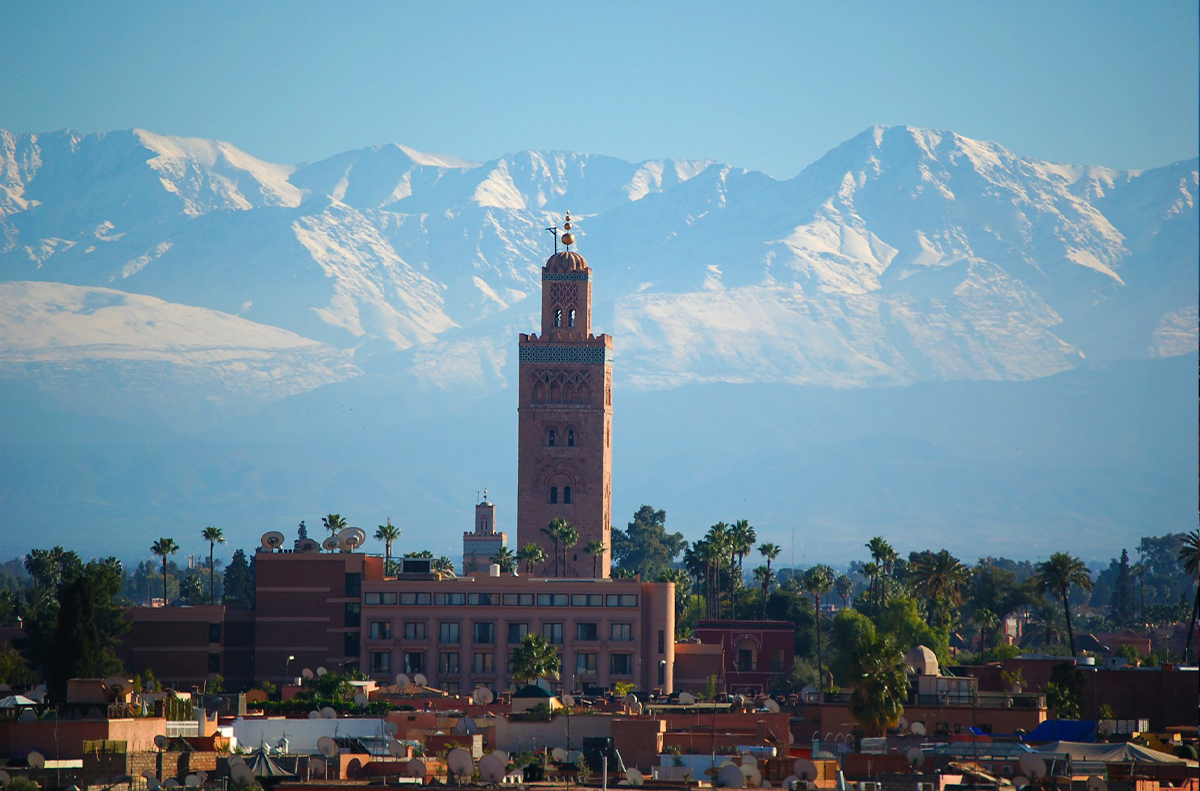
xmin=561 ymin=211 xmax=575 ymax=248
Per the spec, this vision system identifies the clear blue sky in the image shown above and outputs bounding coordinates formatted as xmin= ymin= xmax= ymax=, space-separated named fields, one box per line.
xmin=2 ymin=1 xmax=1196 ymax=178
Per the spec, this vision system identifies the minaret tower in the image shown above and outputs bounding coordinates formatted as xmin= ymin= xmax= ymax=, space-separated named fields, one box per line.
xmin=517 ymin=213 xmax=613 ymax=578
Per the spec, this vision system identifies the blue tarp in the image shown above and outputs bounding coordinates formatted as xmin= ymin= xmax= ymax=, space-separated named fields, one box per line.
xmin=1023 ymin=720 xmax=1097 ymax=743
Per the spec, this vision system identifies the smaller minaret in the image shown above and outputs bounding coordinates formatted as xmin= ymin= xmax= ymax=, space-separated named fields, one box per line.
xmin=462 ymin=491 xmax=507 ymax=574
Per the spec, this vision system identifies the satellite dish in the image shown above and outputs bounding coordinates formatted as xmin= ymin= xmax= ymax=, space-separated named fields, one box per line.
xmin=1019 ymin=755 xmax=1047 ymax=780
xmin=104 ymin=676 xmax=129 ymax=695
xmin=568 ymin=750 xmax=584 ymax=765
xmin=413 ymin=673 xmax=427 ymax=687
xmin=732 ymin=694 xmax=746 ymax=709
xmin=782 ymin=776 xmax=799 ymax=790
xmin=742 ymin=764 xmax=763 ymax=788
xmin=911 ymin=721 xmax=926 ymax=736
xmin=799 ymin=685 xmax=818 ymax=702
xmin=1014 ymin=777 xmax=1031 ymax=790
xmin=623 ymin=693 xmax=638 ymax=708
xmin=231 ymin=765 xmax=254 ymax=786
xmin=322 ymin=536 xmax=339 ymax=552
xmin=742 ymin=756 xmax=758 ymax=769
xmin=626 ymin=768 xmax=645 ymax=787
xmin=561 ymin=694 xmax=575 ymax=707
xmin=1086 ymin=777 xmax=1107 ymax=791
xmin=764 ymin=698 xmax=781 ymax=714
xmin=154 ymin=735 xmax=169 ymax=749
xmin=302 ymin=668 xmax=314 ymax=680
xmin=0 ymin=770 xmax=10 ymax=786
xmin=717 ymin=765 xmax=745 ymax=788
xmin=317 ymin=737 xmax=338 ymax=758
xmin=261 ymin=531 xmax=286 ymax=550
xmin=185 ymin=775 xmax=201 ymax=787
xmin=407 ymin=760 xmax=427 ymax=780
xmin=337 ymin=527 xmax=368 ymax=551
xmin=388 ymin=740 xmax=406 ymax=758
xmin=354 ymin=693 xmax=368 ymax=706
xmin=447 ymin=748 xmax=474 ymax=779
xmin=384 ymin=721 xmax=399 ymax=736
xmin=454 ymin=717 xmax=478 ymax=735
xmin=296 ymin=538 xmax=320 ymax=553
xmin=897 ymin=716 xmax=908 ymax=732
xmin=147 ymin=781 xmax=161 ymax=791
xmin=164 ymin=780 xmax=180 ymax=789
xmin=228 ymin=757 xmax=245 ymax=768
xmin=479 ymin=754 xmax=506 ymax=784
xmin=316 ymin=666 xmax=328 ymax=677
xmin=321 ymin=706 xmax=336 ymax=719
xmin=551 ymin=747 xmax=569 ymax=762
xmin=793 ymin=760 xmax=818 ymax=781
xmin=395 ymin=673 xmax=412 ymax=690
xmin=678 ymin=691 xmax=696 ymax=705
xmin=196 ymin=771 xmax=207 ymax=784
xmin=906 ymin=749 xmax=925 ymax=769
xmin=761 ymin=781 xmax=772 ymax=789
xmin=472 ymin=687 xmax=494 ymax=705
xmin=307 ymin=710 xmax=321 ymax=719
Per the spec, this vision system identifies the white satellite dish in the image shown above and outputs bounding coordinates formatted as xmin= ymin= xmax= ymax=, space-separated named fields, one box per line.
xmin=184 ymin=775 xmax=201 ymax=787
xmin=742 ymin=756 xmax=758 ymax=769
xmin=104 ymin=676 xmax=129 ymax=695
xmin=316 ymin=666 xmax=328 ymax=677
xmin=322 ymin=536 xmax=339 ymax=552
xmin=321 ymin=706 xmax=337 ymax=719
xmin=717 ymin=765 xmax=745 ymax=788
xmin=678 ymin=691 xmax=696 ymax=705
xmin=623 ymin=692 xmax=638 ymax=708
xmin=317 ymin=736 xmax=338 ymax=758
xmin=154 ymin=735 xmax=169 ymax=749
xmin=732 ymin=694 xmax=746 ymax=709
xmin=1014 ymin=777 xmax=1030 ymax=790
xmin=910 ymin=721 xmax=926 ymax=736
xmin=388 ymin=740 xmax=406 ymax=758
xmin=1018 ymin=755 xmax=1047 ymax=780
xmin=147 ymin=780 xmax=161 ymax=791
xmin=296 ymin=538 xmax=320 ymax=553
xmin=568 ymin=750 xmax=584 ymax=765
xmin=491 ymin=750 xmax=508 ymax=764
xmin=897 ymin=716 xmax=908 ymax=732
xmin=551 ymin=747 xmax=569 ymax=762
xmin=561 ymin=694 xmax=576 ymax=707
xmin=307 ymin=710 xmax=321 ymax=720
xmin=354 ymin=693 xmax=367 ymax=706
xmin=454 ymin=717 xmax=478 ymax=735
xmin=472 ymin=687 xmax=494 ymax=705
xmin=0 ymin=770 xmax=10 ymax=786
xmin=626 ymin=768 xmax=645 ymax=787
xmin=1086 ymin=777 xmax=1107 ymax=791
xmin=395 ymin=673 xmax=412 ymax=690
xmin=906 ymin=748 xmax=925 ymax=769
xmin=302 ymin=668 xmax=314 ymax=680
xmin=413 ymin=673 xmax=428 ymax=687
xmin=799 ymin=685 xmax=817 ymax=701
xmin=479 ymin=754 xmax=506 ymax=784
xmin=261 ymin=531 xmax=286 ymax=550
xmin=764 ymin=698 xmax=781 ymax=714
xmin=407 ymin=760 xmax=427 ymax=780
xmin=384 ymin=721 xmax=399 ymax=735
xmin=742 ymin=764 xmax=763 ymax=788
xmin=447 ymin=748 xmax=474 ymax=780
xmin=337 ymin=527 xmax=368 ymax=551
xmin=793 ymin=760 xmax=818 ymax=781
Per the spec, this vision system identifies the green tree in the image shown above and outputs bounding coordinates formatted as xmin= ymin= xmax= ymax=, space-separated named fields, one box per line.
xmin=375 ymin=519 xmax=401 ymax=574
xmin=509 ymin=634 xmax=560 ymax=684
xmin=865 ymin=537 xmax=898 ymax=610
xmin=611 ymin=505 xmax=685 ymax=579
xmin=150 ymin=538 xmax=180 ymax=605
xmin=974 ymin=607 xmax=999 ymax=652
xmin=47 ymin=570 xmax=109 ymax=702
xmin=845 ymin=632 xmax=908 ymax=736
xmin=0 ymin=646 xmax=34 ymax=688
xmin=584 ymin=540 xmax=606 ymax=578
xmin=803 ymin=564 xmax=835 ymax=690
xmin=908 ymin=550 xmax=968 ymax=628
xmin=1180 ymin=530 xmax=1198 ymax=663
xmin=223 ymin=549 xmax=255 ymax=605
xmin=557 ymin=522 xmax=579 ymax=576
xmin=859 ymin=562 xmax=881 ymax=615
xmin=542 ymin=519 xmax=566 ymax=577
xmin=835 ymin=574 xmax=854 ymax=609
xmin=518 ymin=543 xmax=547 ymax=576
xmin=1108 ymin=549 xmax=1136 ymax=625
xmin=758 ymin=543 xmax=781 ymax=619
xmin=201 ymin=526 xmax=225 ymax=605
xmin=179 ymin=573 xmax=204 ymax=605
xmin=322 ymin=513 xmax=348 ymax=536
xmin=492 ymin=546 xmax=517 ymax=574
xmin=706 ymin=523 xmax=733 ymax=618
xmin=731 ymin=520 xmax=757 ymax=600
xmin=1035 ymin=552 xmax=1094 ymax=656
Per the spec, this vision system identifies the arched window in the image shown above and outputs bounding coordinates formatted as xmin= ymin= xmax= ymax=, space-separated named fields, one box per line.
xmin=554 ymin=308 xmax=562 ymax=328
xmin=567 ymin=429 xmax=575 ymax=447
xmin=548 ymin=428 xmax=556 ymax=447
xmin=563 ymin=486 xmax=572 ymax=504
xmin=568 ymin=309 xmax=576 ymax=327
xmin=549 ymin=486 xmax=558 ymax=504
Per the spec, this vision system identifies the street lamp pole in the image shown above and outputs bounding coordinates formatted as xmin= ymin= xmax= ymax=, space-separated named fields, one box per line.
xmin=285 ymin=655 xmax=295 ymax=686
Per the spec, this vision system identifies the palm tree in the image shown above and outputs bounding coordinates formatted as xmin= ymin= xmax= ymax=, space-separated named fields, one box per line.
xmin=804 ymin=564 xmax=835 ymax=690
xmin=542 ymin=519 xmax=567 ymax=577
xmin=1130 ymin=560 xmax=1148 ymax=616
xmin=584 ymin=540 xmax=606 ymax=578
xmin=1035 ymin=551 xmax=1094 ymax=656
xmin=200 ymin=526 xmax=225 ymax=605
xmin=151 ymin=537 xmax=180 ymax=605
xmin=694 ymin=538 xmax=723 ymax=618
xmin=1179 ymin=529 xmax=1198 ymax=663
xmin=558 ymin=524 xmax=579 ymax=576
xmin=432 ymin=556 xmax=455 ymax=573
xmin=706 ymin=523 xmax=732 ymax=617
xmin=860 ymin=562 xmax=880 ymax=614
xmin=752 ymin=565 xmax=771 ymax=619
xmin=518 ymin=543 xmax=547 ymax=576
xmin=509 ymin=634 xmax=561 ymax=685
xmin=866 ymin=536 xmax=898 ymax=610
xmin=847 ymin=635 xmax=908 ymax=736
xmin=757 ymin=543 xmax=781 ymax=619
xmin=374 ymin=519 xmax=401 ymax=575
xmin=732 ymin=520 xmax=757 ymax=608
xmin=835 ymin=574 xmax=854 ymax=609
xmin=492 ymin=546 xmax=517 ymax=574
xmin=322 ymin=513 xmax=347 ymax=536
xmin=974 ymin=607 xmax=999 ymax=652
xmin=908 ymin=550 xmax=968 ymax=627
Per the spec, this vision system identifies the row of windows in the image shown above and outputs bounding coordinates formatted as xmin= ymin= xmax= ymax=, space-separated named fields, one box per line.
xmin=546 ymin=428 xmax=575 ymax=447
xmin=364 ymin=591 xmax=638 ymax=608
xmin=370 ymin=649 xmax=634 ymax=678
xmin=552 ymin=308 xmax=577 ymax=328
xmin=368 ymin=620 xmax=635 ymax=645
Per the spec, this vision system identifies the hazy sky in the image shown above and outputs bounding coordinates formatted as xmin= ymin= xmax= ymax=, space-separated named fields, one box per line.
xmin=2 ymin=1 xmax=1196 ymax=178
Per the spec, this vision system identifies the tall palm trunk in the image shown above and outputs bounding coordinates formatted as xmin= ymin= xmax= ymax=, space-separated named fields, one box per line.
xmin=209 ymin=543 xmax=216 ymax=605
xmin=162 ymin=557 xmax=169 ymax=606
xmin=813 ymin=591 xmax=824 ymax=691
xmin=1061 ymin=585 xmax=1077 ymax=655
xmin=1185 ymin=587 xmax=1198 ymax=664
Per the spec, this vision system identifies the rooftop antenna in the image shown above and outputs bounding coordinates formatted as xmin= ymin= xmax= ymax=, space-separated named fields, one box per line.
xmin=545 ymin=223 xmax=559 ymax=253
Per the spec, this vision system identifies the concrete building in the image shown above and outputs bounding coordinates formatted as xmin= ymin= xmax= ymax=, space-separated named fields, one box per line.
xmin=462 ymin=497 xmax=506 ymax=574
xmin=119 ymin=604 xmax=255 ymax=690
xmin=517 ymin=219 xmax=614 ymax=579
xmin=691 ymin=620 xmax=796 ymax=695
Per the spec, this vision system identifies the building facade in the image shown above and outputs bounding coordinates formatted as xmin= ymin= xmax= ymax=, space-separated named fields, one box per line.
xmin=692 ymin=620 xmax=796 ymax=695
xmin=517 ymin=224 xmax=613 ymax=579
xmin=462 ymin=498 xmax=506 ymax=574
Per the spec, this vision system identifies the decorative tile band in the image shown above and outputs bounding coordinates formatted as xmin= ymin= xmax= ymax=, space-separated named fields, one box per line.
xmin=519 ymin=345 xmax=613 ymax=366
xmin=542 ymin=272 xmax=591 ymax=282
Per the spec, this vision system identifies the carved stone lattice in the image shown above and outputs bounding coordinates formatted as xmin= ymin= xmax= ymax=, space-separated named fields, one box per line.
xmin=550 ymin=283 xmax=577 ymax=307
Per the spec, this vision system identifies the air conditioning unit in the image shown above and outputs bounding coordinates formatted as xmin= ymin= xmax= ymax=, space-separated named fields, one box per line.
xmin=859 ymin=783 xmax=882 ymax=791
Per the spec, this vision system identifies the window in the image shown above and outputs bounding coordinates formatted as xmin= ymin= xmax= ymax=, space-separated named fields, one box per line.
xmin=468 ymin=593 xmax=495 ymax=606
xmin=658 ymin=630 xmax=665 ymax=654
xmin=473 ymin=622 xmax=495 ymax=644
xmin=575 ymin=622 xmax=598 ymax=641
xmin=772 ymin=650 xmax=785 ymax=672
xmin=436 ymin=592 xmax=466 ymax=605
xmin=542 ymin=623 xmax=563 ymax=644
xmin=344 ymin=632 xmax=360 ymax=658
xmin=502 ymin=594 xmax=534 ymax=607
xmin=439 ymin=622 xmax=460 ymax=644
xmin=658 ymin=661 xmax=666 ymax=686
xmin=507 ymin=623 xmax=528 ymax=643
xmin=473 ymin=652 xmax=495 ymax=674
xmin=576 ymin=653 xmax=597 ymax=675
xmin=370 ymin=621 xmax=392 ymax=640
xmin=208 ymin=653 xmax=220 ymax=672
xmin=537 ymin=593 xmax=569 ymax=607
xmin=567 ymin=429 xmax=575 ymax=446
xmin=738 ymin=649 xmax=755 ymax=672
xmin=345 ymin=572 xmax=362 ymax=598
xmin=549 ymin=486 xmax=558 ymax=504
xmin=610 ymin=654 xmax=633 ymax=676
xmin=439 ymin=652 xmax=460 ymax=674
xmin=403 ymin=652 xmax=426 ymax=674
xmin=554 ymin=308 xmax=562 ymax=327
xmin=610 ymin=623 xmax=633 ymax=642
xmin=345 ymin=602 xmax=362 ymax=628
xmin=568 ymin=308 xmax=576 ymax=328
xmin=442 ymin=681 xmax=460 ymax=694
xmin=548 ymin=429 xmax=556 ymax=447
xmin=563 ymin=486 xmax=571 ymax=504
xmin=370 ymin=652 xmax=391 ymax=673
xmin=571 ymin=594 xmax=603 ymax=607
xmin=400 ymin=592 xmax=430 ymax=605
xmin=606 ymin=594 xmax=638 ymax=608
xmin=208 ymin=623 xmax=221 ymax=644
xmin=366 ymin=591 xmax=400 ymax=605
xmin=404 ymin=621 xmax=426 ymax=640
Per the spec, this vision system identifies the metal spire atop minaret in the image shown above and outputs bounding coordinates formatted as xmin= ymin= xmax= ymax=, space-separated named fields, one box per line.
xmin=561 ymin=211 xmax=575 ymax=248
